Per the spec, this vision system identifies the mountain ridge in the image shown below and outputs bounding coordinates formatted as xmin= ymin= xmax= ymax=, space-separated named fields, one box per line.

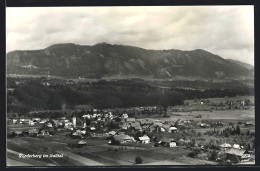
xmin=6 ymin=43 xmax=254 ymax=79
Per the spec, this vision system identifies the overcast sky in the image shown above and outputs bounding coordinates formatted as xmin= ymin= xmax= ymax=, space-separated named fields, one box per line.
xmin=6 ymin=6 xmax=254 ymax=65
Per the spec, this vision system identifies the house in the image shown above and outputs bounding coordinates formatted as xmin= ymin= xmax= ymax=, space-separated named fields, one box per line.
xmin=28 ymin=120 xmax=35 ymax=126
xmin=219 ymin=142 xmax=232 ymax=151
xmin=64 ymin=125 xmax=73 ymax=130
xmin=7 ymin=88 xmax=15 ymax=95
xmin=38 ymin=130 xmax=50 ymax=137
xmin=46 ymin=122 xmax=53 ymax=128
xmin=108 ymin=130 xmax=117 ymax=136
xmin=90 ymin=126 xmax=97 ymax=131
xmin=121 ymin=113 xmax=128 ymax=119
xmin=126 ymin=118 xmax=135 ymax=123
xmin=245 ymin=122 xmax=254 ymax=126
xmin=111 ymin=135 xmax=134 ymax=144
xmin=39 ymin=119 xmax=48 ymax=123
xmin=14 ymin=131 xmax=23 ymax=137
xmin=199 ymin=123 xmax=210 ymax=128
xmin=71 ymin=132 xmax=83 ymax=139
xmin=76 ymin=129 xmax=86 ymax=135
xmin=162 ymin=124 xmax=172 ymax=130
xmin=129 ymin=122 xmax=142 ymax=131
xmin=12 ymin=119 xmax=18 ymax=124
xmin=138 ymin=135 xmax=150 ymax=144
xmin=119 ymin=122 xmax=128 ymax=130
xmin=82 ymin=114 xmax=91 ymax=119
xmin=64 ymin=122 xmax=73 ymax=127
xmin=168 ymin=126 xmax=178 ymax=133
xmin=154 ymin=122 xmax=163 ymax=127
xmin=233 ymin=144 xmax=243 ymax=149
xmin=160 ymin=138 xmax=177 ymax=147
xmin=77 ymin=140 xmax=87 ymax=148
xmin=225 ymin=148 xmax=251 ymax=162
xmin=137 ymin=119 xmax=154 ymax=126
xmin=19 ymin=118 xmax=31 ymax=124
xmin=32 ymin=118 xmax=41 ymax=122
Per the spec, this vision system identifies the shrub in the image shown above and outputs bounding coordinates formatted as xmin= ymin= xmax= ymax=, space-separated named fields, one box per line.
xmin=209 ymin=150 xmax=218 ymax=161
xmin=228 ymin=155 xmax=240 ymax=163
xmin=188 ymin=148 xmax=201 ymax=158
xmin=135 ymin=156 xmax=143 ymax=164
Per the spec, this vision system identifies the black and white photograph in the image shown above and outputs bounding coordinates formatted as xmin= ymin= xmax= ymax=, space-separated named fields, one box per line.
xmin=6 ymin=5 xmax=255 ymax=166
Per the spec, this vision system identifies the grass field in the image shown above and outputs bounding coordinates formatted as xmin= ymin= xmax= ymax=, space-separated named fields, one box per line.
xmin=155 ymin=109 xmax=254 ymax=123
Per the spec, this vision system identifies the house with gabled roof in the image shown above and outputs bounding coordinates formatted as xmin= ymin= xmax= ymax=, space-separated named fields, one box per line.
xmin=219 ymin=142 xmax=232 ymax=151
xmin=129 ymin=122 xmax=142 ymax=131
xmin=137 ymin=118 xmax=154 ymax=126
xmin=77 ymin=140 xmax=87 ymax=148
xmin=225 ymin=148 xmax=251 ymax=162
xmin=111 ymin=134 xmax=134 ymax=144
xmin=138 ymin=135 xmax=150 ymax=144
xmin=160 ymin=138 xmax=177 ymax=147
xmin=126 ymin=118 xmax=135 ymax=123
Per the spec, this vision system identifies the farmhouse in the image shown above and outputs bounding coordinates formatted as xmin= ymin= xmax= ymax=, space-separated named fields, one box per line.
xmin=46 ymin=122 xmax=53 ymax=128
xmin=77 ymin=140 xmax=87 ymax=148
xmin=111 ymin=135 xmax=134 ymax=144
xmin=245 ymin=122 xmax=254 ymax=126
xmin=126 ymin=118 xmax=135 ymax=123
xmin=19 ymin=118 xmax=31 ymax=124
xmin=11 ymin=119 xmax=18 ymax=124
xmin=108 ymin=130 xmax=117 ymax=136
xmin=168 ymin=126 xmax=178 ymax=133
xmin=225 ymin=148 xmax=251 ymax=162
xmin=38 ymin=130 xmax=50 ymax=137
xmin=160 ymin=138 xmax=177 ymax=147
xmin=29 ymin=120 xmax=35 ymax=126
xmin=13 ymin=131 xmax=23 ymax=137
xmin=137 ymin=118 xmax=154 ymax=126
xmin=28 ymin=129 xmax=39 ymax=137
xmin=71 ymin=132 xmax=83 ymax=139
xmin=119 ymin=122 xmax=128 ymax=130
xmin=219 ymin=142 xmax=232 ymax=151
xmin=121 ymin=113 xmax=128 ymax=119
xmin=138 ymin=135 xmax=150 ymax=144
xmin=129 ymin=122 xmax=142 ymax=131
xmin=233 ymin=144 xmax=243 ymax=149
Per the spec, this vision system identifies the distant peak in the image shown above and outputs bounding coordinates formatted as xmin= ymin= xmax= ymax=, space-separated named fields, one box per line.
xmin=93 ymin=42 xmax=111 ymax=46
xmin=45 ymin=43 xmax=76 ymax=49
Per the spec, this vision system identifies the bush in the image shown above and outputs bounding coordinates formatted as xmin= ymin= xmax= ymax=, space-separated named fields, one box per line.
xmin=188 ymin=148 xmax=201 ymax=158
xmin=135 ymin=156 xmax=143 ymax=164
xmin=209 ymin=150 xmax=218 ymax=161
xmin=228 ymin=155 xmax=240 ymax=163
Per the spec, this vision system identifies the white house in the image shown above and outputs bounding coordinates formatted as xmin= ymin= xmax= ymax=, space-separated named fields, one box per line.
xmin=138 ymin=135 xmax=150 ymax=144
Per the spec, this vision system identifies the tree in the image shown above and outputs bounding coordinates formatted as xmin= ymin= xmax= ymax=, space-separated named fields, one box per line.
xmin=135 ymin=157 xmax=143 ymax=164
xmin=235 ymin=125 xmax=241 ymax=135
xmin=209 ymin=150 xmax=218 ymax=161
xmin=188 ymin=148 xmax=201 ymax=158
xmin=228 ymin=155 xmax=240 ymax=163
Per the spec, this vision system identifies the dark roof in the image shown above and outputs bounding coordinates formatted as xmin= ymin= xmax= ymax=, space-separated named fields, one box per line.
xmin=225 ymin=148 xmax=249 ymax=156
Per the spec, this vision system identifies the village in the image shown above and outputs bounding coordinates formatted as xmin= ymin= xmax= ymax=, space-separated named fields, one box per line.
xmin=7 ymin=104 xmax=255 ymax=166
xmin=6 ymin=76 xmax=255 ymax=165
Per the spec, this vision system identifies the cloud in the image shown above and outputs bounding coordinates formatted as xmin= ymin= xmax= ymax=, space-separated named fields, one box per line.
xmin=6 ymin=6 xmax=254 ymax=65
